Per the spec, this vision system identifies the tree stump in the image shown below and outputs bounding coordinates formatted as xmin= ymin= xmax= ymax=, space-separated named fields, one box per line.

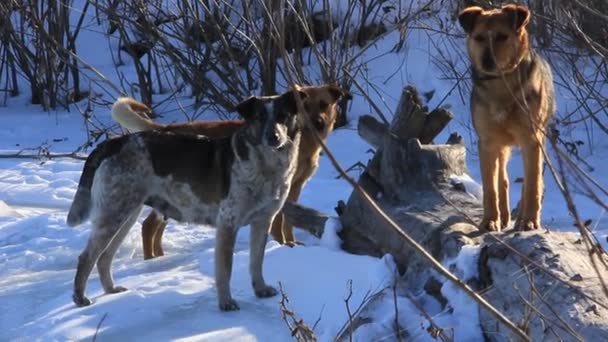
xmin=282 ymin=85 xmax=608 ymax=340
xmin=338 ymin=85 xmax=477 ymax=273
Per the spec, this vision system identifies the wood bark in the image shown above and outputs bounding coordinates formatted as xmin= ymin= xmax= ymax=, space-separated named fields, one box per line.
xmin=281 ymin=85 xmax=608 ymax=341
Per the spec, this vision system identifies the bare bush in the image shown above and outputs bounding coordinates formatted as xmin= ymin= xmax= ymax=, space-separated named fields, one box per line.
xmin=0 ymin=0 xmax=90 ymax=110
xmin=84 ymin=0 xmax=407 ymax=122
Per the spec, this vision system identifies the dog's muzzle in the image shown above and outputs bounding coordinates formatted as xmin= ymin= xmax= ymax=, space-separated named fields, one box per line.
xmin=482 ymin=50 xmax=495 ymax=71
xmin=265 ymin=130 xmax=284 ymax=148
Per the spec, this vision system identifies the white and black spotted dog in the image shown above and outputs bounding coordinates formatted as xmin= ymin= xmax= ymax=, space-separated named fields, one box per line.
xmin=67 ymin=89 xmax=307 ymax=311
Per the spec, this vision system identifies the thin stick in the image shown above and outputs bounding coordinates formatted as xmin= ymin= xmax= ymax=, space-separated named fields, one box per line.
xmin=258 ymin=3 xmax=528 ymax=339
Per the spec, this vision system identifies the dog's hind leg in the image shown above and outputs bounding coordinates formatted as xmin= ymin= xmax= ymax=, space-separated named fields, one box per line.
xmin=152 ymin=217 xmax=167 ymax=257
xmin=215 ymin=222 xmax=239 ymax=311
xmin=281 ymin=177 xmax=308 ymax=246
xmin=141 ymin=210 xmax=165 ymax=260
xmin=498 ymin=146 xmax=512 ymax=229
xmin=271 ymin=174 xmax=310 ymax=246
xmin=269 ymin=214 xmax=286 ymax=245
xmin=73 ymin=216 xmax=126 ymax=307
xmin=98 ymin=206 xmax=142 ymax=294
xmin=479 ymin=140 xmax=502 ymax=232
xmin=250 ymin=215 xmax=278 ymax=299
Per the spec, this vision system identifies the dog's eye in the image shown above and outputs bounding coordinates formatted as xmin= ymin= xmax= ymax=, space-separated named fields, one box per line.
xmin=314 ymin=116 xmax=326 ymax=131
xmin=319 ymin=101 xmax=329 ymax=110
xmin=474 ymin=35 xmax=484 ymax=42
xmin=495 ymin=33 xmax=508 ymax=42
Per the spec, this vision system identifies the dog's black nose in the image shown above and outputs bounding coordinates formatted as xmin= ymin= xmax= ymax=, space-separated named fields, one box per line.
xmin=266 ymin=131 xmax=281 ymax=147
xmin=482 ymin=50 xmax=495 ymax=70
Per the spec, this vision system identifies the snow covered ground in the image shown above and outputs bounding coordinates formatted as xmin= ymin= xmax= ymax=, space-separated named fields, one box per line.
xmin=1 ymin=1 xmax=607 ymax=341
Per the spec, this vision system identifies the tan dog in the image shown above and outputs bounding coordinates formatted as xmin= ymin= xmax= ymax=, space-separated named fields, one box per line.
xmin=458 ymin=4 xmax=555 ymax=231
xmin=112 ymin=85 xmax=351 ymax=258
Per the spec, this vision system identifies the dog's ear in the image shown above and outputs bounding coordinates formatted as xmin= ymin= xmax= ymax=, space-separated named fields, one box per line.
xmin=458 ymin=6 xmax=483 ymax=34
xmin=234 ymin=96 xmax=259 ymax=120
xmin=280 ymin=90 xmax=309 ymax=114
xmin=326 ymin=85 xmax=353 ymax=103
xmin=502 ymin=4 xmax=530 ymax=31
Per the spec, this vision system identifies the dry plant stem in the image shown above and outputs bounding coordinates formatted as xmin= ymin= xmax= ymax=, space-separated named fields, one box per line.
xmin=405 ymin=292 xmax=452 ymax=342
xmin=278 ymin=282 xmax=317 ymax=341
xmin=344 ymin=280 xmax=354 ymax=342
xmin=271 ymin=45 xmax=530 ymax=341
xmin=392 ymin=279 xmax=404 ymax=342
xmin=543 ymin=140 xmax=608 ymax=301
xmin=553 ymin=146 xmax=608 ymax=206
xmin=92 ymin=312 xmax=108 ymax=342
xmin=319 ymin=155 xmax=528 ymax=340
xmin=0 ymin=152 xmax=86 ymax=161
xmin=571 ymin=0 xmax=608 ymax=22
xmin=270 ymin=26 xmax=529 ymax=339
xmin=515 ymin=288 xmax=557 ymax=338
xmin=0 ymin=143 xmax=88 ymax=161
xmin=567 ymin=11 xmax=608 ymax=58
xmin=439 ymin=183 xmax=608 ymax=311
xmin=524 ymin=265 xmax=584 ymax=341
xmin=491 ymin=43 xmax=608 ymax=304
xmin=24 ymin=12 xmax=124 ymax=96
xmin=333 ymin=288 xmax=380 ymax=341
xmin=492 ymin=233 xmax=608 ymax=310
xmin=342 ymin=68 xmax=390 ymax=125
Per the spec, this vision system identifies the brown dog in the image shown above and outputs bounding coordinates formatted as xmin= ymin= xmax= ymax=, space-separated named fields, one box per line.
xmin=112 ymin=84 xmax=351 ymax=258
xmin=458 ymin=4 xmax=555 ymax=231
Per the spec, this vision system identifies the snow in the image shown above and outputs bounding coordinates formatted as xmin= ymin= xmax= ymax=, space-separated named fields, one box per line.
xmin=320 ymin=218 xmax=343 ymax=250
xmin=1 ymin=0 xmax=607 ymax=341
xmin=449 ymin=174 xmax=483 ymax=202
xmin=438 ymin=246 xmax=483 ymax=341
xmin=0 ymin=189 xmax=396 ymax=340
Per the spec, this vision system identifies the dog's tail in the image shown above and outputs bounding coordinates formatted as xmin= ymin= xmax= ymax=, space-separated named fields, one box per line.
xmin=67 ymin=138 xmax=125 ymax=227
xmin=112 ymin=97 xmax=164 ymax=132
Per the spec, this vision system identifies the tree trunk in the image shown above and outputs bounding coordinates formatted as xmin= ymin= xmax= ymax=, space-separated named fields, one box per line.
xmin=281 ymin=85 xmax=608 ymax=341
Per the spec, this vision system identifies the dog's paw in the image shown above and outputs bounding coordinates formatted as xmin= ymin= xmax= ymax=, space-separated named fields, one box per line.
xmin=219 ymin=298 xmax=240 ymax=311
xmin=106 ymin=286 xmax=128 ymax=294
xmin=500 ymin=215 xmax=511 ymax=229
xmin=479 ymin=219 xmax=501 ymax=232
xmin=255 ymin=285 xmax=278 ymax=298
xmin=73 ymin=294 xmax=92 ymax=307
xmin=516 ymin=219 xmax=541 ymax=231
xmin=284 ymin=240 xmax=305 ymax=248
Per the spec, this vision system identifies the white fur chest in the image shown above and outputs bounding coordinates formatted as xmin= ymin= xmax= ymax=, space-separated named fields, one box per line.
xmin=492 ymin=108 xmax=508 ymax=122
xmin=222 ymin=137 xmax=299 ymax=227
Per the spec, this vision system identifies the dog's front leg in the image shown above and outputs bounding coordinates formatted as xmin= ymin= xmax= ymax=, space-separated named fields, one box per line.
xmin=518 ymin=138 xmax=544 ymax=230
xmin=498 ymin=146 xmax=512 ymax=229
xmin=250 ymin=215 xmax=278 ymax=299
xmin=479 ymin=140 xmax=502 ymax=232
xmin=215 ymin=223 xmax=239 ymax=311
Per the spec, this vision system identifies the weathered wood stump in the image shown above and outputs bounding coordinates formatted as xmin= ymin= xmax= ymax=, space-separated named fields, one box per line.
xmin=339 ymin=86 xmax=479 ymax=272
xmin=282 ymin=85 xmax=608 ymax=341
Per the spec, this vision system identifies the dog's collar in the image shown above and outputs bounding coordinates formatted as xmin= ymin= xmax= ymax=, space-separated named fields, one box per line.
xmin=473 ymin=73 xmax=500 ymax=82
xmin=471 ymin=68 xmax=501 ymax=82
xmin=471 ymin=50 xmax=536 ymax=83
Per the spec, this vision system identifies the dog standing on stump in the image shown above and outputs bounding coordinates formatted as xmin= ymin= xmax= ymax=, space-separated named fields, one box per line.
xmin=458 ymin=4 xmax=556 ymax=231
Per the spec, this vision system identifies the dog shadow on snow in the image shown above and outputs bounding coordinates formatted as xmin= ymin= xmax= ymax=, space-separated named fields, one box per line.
xmin=17 ymin=224 xmax=290 ymax=341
